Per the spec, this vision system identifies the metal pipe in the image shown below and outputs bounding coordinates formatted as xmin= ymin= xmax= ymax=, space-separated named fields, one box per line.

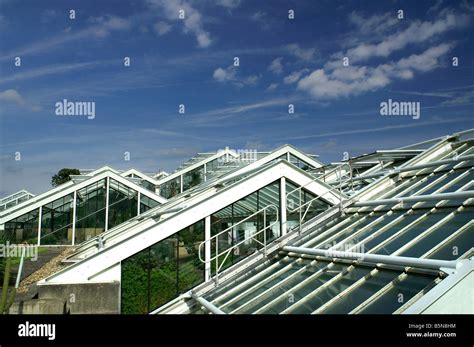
xmin=15 ymin=246 xmax=26 ymax=288
xmin=397 ymin=135 xmax=448 ymax=150
xmin=136 ymin=206 xmax=185 ymax=221
xmin=191 ymin=292 xmax=226 ymax=314
xmin=352 ymin=190 xmax=474 ymax=207
xmin=398 ymin=154 xmax=474 ymax=173
xmin=282 ymin=246 xmax=458 ymax=270
xmin=342 ymin=154 xmax=474 ymax=183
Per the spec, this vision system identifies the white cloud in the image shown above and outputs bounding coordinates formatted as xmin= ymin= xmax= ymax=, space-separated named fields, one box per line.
xmin=251 ymin=11 xmax=265 ymax=22
xmin=213 ymin=65 xmax=258 ymax=87
xmin=266 ymin=83 xmax=278 ymax=92
xmin=0 ymin=61 xmax=102 ymax=84
xmin=1 ymin=14 xmax=132 ymax=60
xmin=213 ymin=66 xmax=236 ymax=82
xmin=286 ymin=43 xmax=316 ymax=61
xmin=88 ymin=15 xmax=131 ymax=38
xmin=0 ymin=89 xmax=25 ymax=105
xmin=442 ymin=90 xmax=474 ymax=106
xmin=215 ymin=0 xmax=241 ymax=9
xmin=396 ymin=43 xmax=452 ymax=72
xmin=297 ymin=43 xmax=452 ymax=99
xmin=268 ymin=57 xmax=283 ymax=74
xmin=284 ymin=69 xmax=309 ymax=84
xmin=243 ymin=75 xmax=259 ymax=86
xmin=344 ymin=12 xmax=469 ymax=62
xmin=283 ymin=117 xmax=470 ymax=141
xmin=348 ymin=11 xmax=398 ymax=35
xmin=146 ymin=0 xmax=212 ymax=48
xmin=197 ymin=32 xmax=212 ymax=48
xmin=154 ymin=21 xmax=172 ymax=35
xmin=0 ymin=89 xmax=39 ymax=111
xmin=251 ymin=11 xmax=271 ymax=30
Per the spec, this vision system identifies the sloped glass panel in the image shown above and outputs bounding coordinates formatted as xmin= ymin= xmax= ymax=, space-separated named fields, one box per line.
xmin=108 ymin=179 xmax=138 ymax=229
xmin=358 ymin=274 xmax=439 ymax=314
xmin=75 ymin=179 xmax=106 ymax=244
xmin=139 ymin=195 xmax=160 ymax=214
xmin=159 ymin=176 xmax=181 ymax=199
xmin=3 ymin=208 xmax=39 ymax=244
xmin=40 ymin=193 xmax=74 ymax=245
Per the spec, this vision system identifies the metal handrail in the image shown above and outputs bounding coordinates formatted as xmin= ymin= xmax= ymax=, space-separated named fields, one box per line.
xmin=286 ymin=163 xmax=352 ymax=199
xmin=317 ymin=162 xmax=353 ymax=186
xmin=286 ymin=184 xmax=345 ymax=234
xmin=198 ymin=204 xmax=279 ymax=285
xmin=286 ymin=164 xmax=351 ymax=233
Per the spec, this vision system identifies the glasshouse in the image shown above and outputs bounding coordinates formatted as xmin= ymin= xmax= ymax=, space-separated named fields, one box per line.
xmin=0 ymin=130 xmax=472 ymax=315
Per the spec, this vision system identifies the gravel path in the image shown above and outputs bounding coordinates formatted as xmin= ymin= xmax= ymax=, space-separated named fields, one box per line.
xmin=16 ymin=247 xmax=76 ymax=294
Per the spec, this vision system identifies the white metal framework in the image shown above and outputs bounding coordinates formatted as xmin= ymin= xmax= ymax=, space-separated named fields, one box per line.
xmin=6 ymin=130 xmax=471 ymax=315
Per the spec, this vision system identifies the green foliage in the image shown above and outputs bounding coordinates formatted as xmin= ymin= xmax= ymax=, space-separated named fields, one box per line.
xmin=0 ymin=256 xmax=16 ymax=314
xmin=121 ymin=261 xmax=149 ymax=314
xmin=51 ymin=168 xmax=80 ymax=188
xmin=121 ymin=222 xmax=205 ymax=314
xmin=149 ymin=263 xmax=178 ymax=310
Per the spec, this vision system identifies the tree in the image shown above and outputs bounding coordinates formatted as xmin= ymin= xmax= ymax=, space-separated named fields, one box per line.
xmin=51 ymin=168 xmax=80 ymax=187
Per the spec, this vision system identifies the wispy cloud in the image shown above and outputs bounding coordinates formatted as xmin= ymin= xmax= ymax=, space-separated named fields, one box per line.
xmin=212 ymin=65 xmax=259 ymax=87
xmin=146 ymin=0 xmax=212 ymax=48
xmin=286 ymin=43 xmax=316 ymax=61
xmin=215 ymin=0 xmax=241 ymax=9
xmin=265 ymin=83 xmax=278 ymax=92
xmin=0 ymin=61 xmax=106 ymax=84
xmin=153 ymin=21 xmax=172 ymax=35
xmin=268 ymin=57 xmax=283 ymax=74
xmin=441 ymin=89 xmax=474 ymax=106
xmin=341 ymin=11 xmax=469 ymax=63
xmin=0 ymin=15 xmax=132 ymax=61
xmin=283 ymin=117 xmax=471 ymax=141
xmin=186 ymin=96 xmax=300 ymax=125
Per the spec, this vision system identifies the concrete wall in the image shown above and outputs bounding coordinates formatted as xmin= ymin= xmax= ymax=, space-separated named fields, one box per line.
xmin=11 ymin=281 xmax=120 ymax=314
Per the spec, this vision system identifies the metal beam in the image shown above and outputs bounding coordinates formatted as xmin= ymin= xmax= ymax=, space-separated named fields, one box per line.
xmin=352 ymin=190 xmax=474 ymax=207
xmin=190 ymin=292 xmax=226 ymax=314
xmin=282 ymin=246 xmax=458 ymax=270
xmin=347 ymin=154 xmax=474 ymax=183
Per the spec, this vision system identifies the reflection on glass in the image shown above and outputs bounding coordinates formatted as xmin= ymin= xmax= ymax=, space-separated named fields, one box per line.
xmin=40 ymin=194 xmax=74 ymax=245
xmin=139 ymin=196 xmax=160 ymax=214
xmin=108 ymin=179 xmax=138 ymax=229
xmin=121 ymin=220 xmax=205 ymax=314
xmin=210 ymin=181 xmax=281 ymax=274
xmin=3 ymin=208 xmax=39 ymax=244
xmin=289 ymin=154 xmax=314 ymax=171
xmin=75 ymin=179 xmax=107 ymax=244
xmin=286 ymin=180 xmax=329 ymax=231
xmin=183 ymin=166 xmax=204 ymax=191
xmin=159 ymin=176 xmax=181 ymax=199
xmin=139 ymin=180 xmax=156 ymax=192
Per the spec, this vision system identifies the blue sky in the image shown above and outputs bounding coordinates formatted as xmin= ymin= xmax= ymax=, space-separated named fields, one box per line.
xmin=0 ymin=0 xmax=473 ymax=195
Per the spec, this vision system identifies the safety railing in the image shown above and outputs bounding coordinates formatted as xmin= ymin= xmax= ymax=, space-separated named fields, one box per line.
xmin=286 ymin=163 xmax=351 ymax=233
xmin=198 ymin=204 xmax=279 ymax=285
